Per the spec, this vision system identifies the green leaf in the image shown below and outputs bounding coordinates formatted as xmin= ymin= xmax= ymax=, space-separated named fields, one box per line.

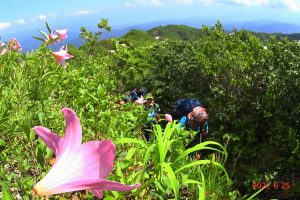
xmin=103 ymin=196 xmax=116 ymax=200
xmin=154 ymin=180 xmax=167 ymax=193
xmin=115 ymin=161 xmax=126 ymax=184
xmin=0 ymin=139 xmax=5 ymax=146
xmin=175 ymin=141 xmax=227 ymax=163
xmin=125 ymin=147 xmax=137 ymax=160
xmin=199 ymin=171 xmax=206 ymax=200
xmin=36 ymin=147 xmax=45 ymax=166
xmin=137 ymin=144 xmax=155 ymax=183
xmin=0 ymin=181 xmax=14 ymax=200
xmin=38 ymin=30 xmax=49 ymax=40
xmin=175 ymin=160 xmax=211 ymax=174
xmin=245 ymin=183 xmax=269 ymax=200
xmin=29 ymin=129 xmax=35 ymax=142
xmin=32 ymin=36 xmax=45 ymax=42
xmin=46 ymin=22 xmax=52 ymax=34
xmin=161 ymin=162 xmax=179 ymax=199
xmin=114 ymin=138 xmax=147 ymax=148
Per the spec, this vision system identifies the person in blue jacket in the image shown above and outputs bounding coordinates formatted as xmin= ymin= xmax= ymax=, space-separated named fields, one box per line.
xmin=119 ymin=85 xmax=147 ymax=105
xmin=170 ymin=98 xmax=209 ymax=147
xmin=178 ymin=106 xmax=209 ymax=135
xmin=143 ymin=93 xmax=160 ymax=141
xmin=179 ymin=106 xmax=209 ymax=152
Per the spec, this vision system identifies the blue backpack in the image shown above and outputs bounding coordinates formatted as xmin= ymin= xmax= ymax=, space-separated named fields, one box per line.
xmin=172 ymin=98 xmax=202 ymax=120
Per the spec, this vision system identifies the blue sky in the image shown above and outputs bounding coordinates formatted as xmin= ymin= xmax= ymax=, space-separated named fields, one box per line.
xmin=1 ymin=0 xmax=300 ymax=35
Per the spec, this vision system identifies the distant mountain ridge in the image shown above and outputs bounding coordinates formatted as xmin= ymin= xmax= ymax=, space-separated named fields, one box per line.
xmin=2 ymin=19 xmax=300 ymax=52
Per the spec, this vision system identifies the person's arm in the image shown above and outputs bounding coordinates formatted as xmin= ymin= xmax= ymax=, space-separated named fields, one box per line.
xmin=178 ymin=116 xmax=188 ymax=129
xmin=202 ymin=120 xmax=208 ymax=134
xmin=154 ymin=104 xmax=161 ymax=121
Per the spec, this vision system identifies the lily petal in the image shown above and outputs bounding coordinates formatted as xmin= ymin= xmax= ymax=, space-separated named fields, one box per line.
xmin=91 ymin=190 xmax=103 ymax=198
xmin=57 ymin=59 xmax=66 ymax=68
xmin=34 ymin=178 xmax=141 ymax=196
xmin=34 ymin=126 xmax=63 ymax=157
xmin=59 ymin=108 xmax=82 ymax=158
xmin=52 ymin=47 xmax=73 ymax=68
xmin=55 ymin=29 xmax=68 ymax=40
xmin=80 ymin=140 xmax=115 ymax=179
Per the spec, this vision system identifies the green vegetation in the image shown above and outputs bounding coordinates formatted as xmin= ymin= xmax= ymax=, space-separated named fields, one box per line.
xmin=148 ymin=24 xmax=201 ymax=41
xmin=0 ymin=21 xmax=299 ymax=199
xmin=123 ymin=29 xmax=156 ymax=47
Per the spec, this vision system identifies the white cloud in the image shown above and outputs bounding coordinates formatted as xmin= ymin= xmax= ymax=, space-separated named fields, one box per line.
xmin=125 ymin=1 xmax=136 ymax=6
xmin=15 ymin=19 xmax=26 ymax=24
xmin=202 ymin=0 xmax=222 ymax=6
xmin=0 ymin=22 xmax=11 ymax=30
xmin=125 ymin=0 xmax=196 ymax=6
xmin=283 ymin=0 xmax=300 ymax=11
xmin=66 ymin=10 xmax=97 ymax=16
xmin=137 ymin=0 xmax=161 ymax=6
xmin=227 ymin=0 xmax=300 ymax=11
xmin=38 ymin=15 xmax=47 ymax=20
xmin=29 ymin=13 xmax=56 ymax=22
xmin=125 ymin=0 xmax=300 ymax=11
xmin=176 ymin=0 xmax=195 ymax=4
xmin=232 ymin=0 xmax=270 ymax=6
xmin=47 ymin=13 xmax=57 ymax=18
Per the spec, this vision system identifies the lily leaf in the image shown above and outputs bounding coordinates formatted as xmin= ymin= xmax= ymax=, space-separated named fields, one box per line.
xmin=38 ymin=30 xmax=49 ymax=40
xmin=46 ymin=22 xmax=52 ymax=34
xmin=32 ymin=36 xmax=45 ymax=42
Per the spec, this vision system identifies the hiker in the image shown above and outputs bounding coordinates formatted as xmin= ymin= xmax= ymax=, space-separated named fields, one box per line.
xmin=171 ymin=98 xmax=202 ymax=120
xmin=119 ymin=85 xmax=147 ymax=105
xmin=143 ymin=93 xmax=160 ymax=141
xmin=169 ymin=98 xmax=209 ymax=144
xmin=130 ymin=85 xmax=147 ymax=102
xmin=179 ymin=106 xmax=209 ymax=156
xmin=178 ymin=106 xmax=209 ymax=136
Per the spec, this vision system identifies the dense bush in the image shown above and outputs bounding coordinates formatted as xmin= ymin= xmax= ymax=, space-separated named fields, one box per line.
xmin=114 ymin=22 xmax=300 ymax=198
xmin=89 ymin=22 xmax=300 ymax=198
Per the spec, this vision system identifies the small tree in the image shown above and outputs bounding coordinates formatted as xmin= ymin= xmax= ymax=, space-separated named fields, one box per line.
xmin=80 ymin=18 xmax=111 ymax=49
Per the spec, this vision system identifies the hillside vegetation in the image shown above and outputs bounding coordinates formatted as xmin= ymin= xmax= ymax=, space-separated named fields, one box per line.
xmin=0 ymin=21 xmax=299 ymax=199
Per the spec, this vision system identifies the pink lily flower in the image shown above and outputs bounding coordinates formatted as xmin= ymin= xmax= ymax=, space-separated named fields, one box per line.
xmin=55 ymin=29 xmax=68 ymax=40
xmin=165 ymin=114 xmax=173 ymax=122
xmin=49 ymin=33 xmax=59 ymax=41
xmin=134 ymin=96 xmax=147 ymax=106
xmin=8 ymin=38 xmax=22 ymax=51
xmin=32 ymin=108 xmax=141 ymax=198
xmin=52 ymin=46 xmax=73 ymax=68
xmin=46 ymin=33 xmax=59 ymax=45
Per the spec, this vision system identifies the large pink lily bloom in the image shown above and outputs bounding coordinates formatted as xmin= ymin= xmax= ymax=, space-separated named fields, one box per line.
xmin=33 ymin=108 xmax=141 ymax=198
xmin=55 ymin=29 xmax=68 ymax=40
xmin=52 ymin=46 xmax=73 ymax=68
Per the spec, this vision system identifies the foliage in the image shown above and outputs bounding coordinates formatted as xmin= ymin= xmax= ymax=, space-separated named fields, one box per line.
xmin=110 ymin=22 xmax=300 ymax=198
xmin=148 ymin=24 xmax=201 ymax=41
xmin=79 ymin=18 xmax=112 ymax=55
xmin=1 ymin=20 xmax=300 ymax=199
xmin=122 ymin=29 xmax=156 ymax=47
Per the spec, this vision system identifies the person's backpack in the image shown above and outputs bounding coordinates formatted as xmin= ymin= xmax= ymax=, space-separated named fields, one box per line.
xmin=130 ymin=88 xmax=147 ymax=102
xmin=172 ymin=98 xmax=202 ymax=120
